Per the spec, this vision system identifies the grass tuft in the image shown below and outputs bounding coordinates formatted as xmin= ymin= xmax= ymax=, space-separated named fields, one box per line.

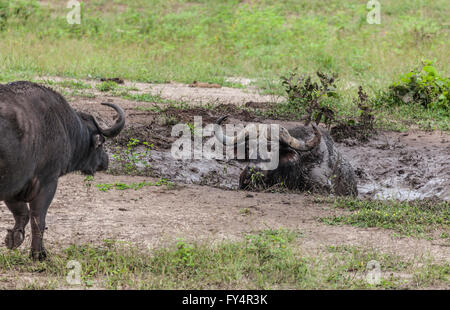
xmin=320 ymin=198 xmax=450 ymax=239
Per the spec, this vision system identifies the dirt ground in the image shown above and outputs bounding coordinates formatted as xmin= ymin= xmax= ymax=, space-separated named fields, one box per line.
xmin=0 ymin=77 xmax=449 ymax=265
xmin=0 ymin=173 xmax=448 ymax=262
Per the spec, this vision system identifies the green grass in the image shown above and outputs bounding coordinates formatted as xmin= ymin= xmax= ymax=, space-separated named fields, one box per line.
xmin=0 ymin=230 xmax=447 ymax=289
xmin=57 ymin=79 xmax=92 ymax=90
xmin=121 ymin=92 xmax=172 ymax=103
xmin=374 ymin=104 xmax=449 ymax=132
xmin=95 ymin=179 xmax=173 ymax=192
xmin=96 ymin=80 xmax=118 ymax=92
xmin=0 ymin=1 xmax=447 ymax=86
xmin=320 ymin=198 xmax=450 ymax=239
xmin=134 ymin=105 xmax=167 ymax=112
xmin=324 ymin=245 xmax=449 ymax=289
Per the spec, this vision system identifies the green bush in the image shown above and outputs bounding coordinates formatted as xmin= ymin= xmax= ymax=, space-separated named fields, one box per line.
xmin=281 ymin=70 xmax=339 ymax=126
xmin=381 ymin=61 xmax=449 ymax=111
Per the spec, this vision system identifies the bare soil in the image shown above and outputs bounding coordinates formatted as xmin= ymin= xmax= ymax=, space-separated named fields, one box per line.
xmin=0 ymin=172 xmax=448 ymax=262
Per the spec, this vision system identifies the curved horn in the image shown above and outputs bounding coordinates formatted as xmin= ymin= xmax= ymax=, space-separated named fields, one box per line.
xmin=214 ymin=115 xmax=259 ymax=146
xmin=279 ymin=124 xmax=321 ymax=151
xmin=94 ymin=103 xmax=126 ymax=138
xmin=216 ymin=115 xmax=229 ymax=125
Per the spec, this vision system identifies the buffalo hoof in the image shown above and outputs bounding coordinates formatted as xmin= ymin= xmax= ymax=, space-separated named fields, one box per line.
xmin=31 ymin=249 xmax=47 ymax=261
xmin=5 ymin=229 xmax=25 ymax=250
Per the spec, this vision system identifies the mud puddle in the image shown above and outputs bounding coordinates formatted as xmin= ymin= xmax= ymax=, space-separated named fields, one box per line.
xmin=58 ymin=78 xmax=448 ymax=201
xmin=133 ymin=148 xmax=245 ymax=190
xmin=111 ymin=126 xmax=449 ymax=201
xmin=338 ymin=131 xmax=449 ymax=201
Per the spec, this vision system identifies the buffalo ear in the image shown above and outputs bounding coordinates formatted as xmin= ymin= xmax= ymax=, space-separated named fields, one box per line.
xmin=92 ymin=134 xmax=103 ymax=149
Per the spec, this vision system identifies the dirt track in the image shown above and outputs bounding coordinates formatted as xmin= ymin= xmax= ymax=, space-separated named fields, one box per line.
xmin=0 ymin=77 xmax=449 ymax=265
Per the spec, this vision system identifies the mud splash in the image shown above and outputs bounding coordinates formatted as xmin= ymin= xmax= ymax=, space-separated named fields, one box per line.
xmin=358 ymin=177 xmax=448 ymax=201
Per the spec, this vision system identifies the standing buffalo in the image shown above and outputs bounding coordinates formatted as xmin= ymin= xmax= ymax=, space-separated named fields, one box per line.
xmin=215 ymin=116 xmax=358 ymax=196
xmin=0 ymin=81 xmax=125 ymax=260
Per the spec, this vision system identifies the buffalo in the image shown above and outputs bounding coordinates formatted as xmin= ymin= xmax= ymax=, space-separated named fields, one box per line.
xmin=215 ymin=116 xmax=358 ymax=196
xmin=0 ymin=81 xmax=125 ymax=260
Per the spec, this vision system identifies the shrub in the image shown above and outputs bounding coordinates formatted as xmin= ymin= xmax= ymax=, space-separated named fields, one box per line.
xmin=111 ymin=138 xmax=153 ymax=174
xmin=281 ymin=70 xmax=339 ymax=127
xmin=380 ymin=60 xmax=449 ymax=111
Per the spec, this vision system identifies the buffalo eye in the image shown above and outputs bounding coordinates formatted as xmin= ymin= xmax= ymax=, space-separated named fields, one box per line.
xmin=92 ymin=134 xmax=104 ymax=149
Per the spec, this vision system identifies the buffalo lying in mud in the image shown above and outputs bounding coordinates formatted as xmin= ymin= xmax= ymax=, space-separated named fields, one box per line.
xmin=215 ymin=116 xmax=358 ymax=196
xmin=0 ymin=81 xmax=125 ymax=260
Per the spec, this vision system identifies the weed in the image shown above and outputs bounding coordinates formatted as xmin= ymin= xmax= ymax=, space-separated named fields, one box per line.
xmin=83 ymin=175 xmax=94 ymax=189
xmin=122 ymin=93 xmax=168 ymax=103
xmin=320 ymin=198 xmax=450 ymax=239
xmin=245 ymin=167 xmax=266 ymax=191
xmin=95 ymin=179 xmax=172 ymax=192
xmin=135 ymin=106 xmax=167 ymax=113
xmin=239 ymin=208 xmax=251 ymax=216
xmin=330 ymin=86 xmax=376 ymax=142
xmin=185 ymin=122 xmax=201 ymax=137
xmin=111 ymin=138 xmax=153 ymax=174
xmin=96 ymin=80 xmax=118 ymax=92
xmin=57 ymin=80 xmax=92 ymax=90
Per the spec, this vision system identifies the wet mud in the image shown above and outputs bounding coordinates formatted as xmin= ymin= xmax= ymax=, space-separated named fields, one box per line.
xmin=107 ymin=107 xmax=449 ymax=201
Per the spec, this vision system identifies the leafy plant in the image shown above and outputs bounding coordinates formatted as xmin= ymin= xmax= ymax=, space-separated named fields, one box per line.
xmin=172 ymin=241 xmax=196 ymax=268
xmin=381 ymin=60 xmax=449 ymax=111
xmin=281 ymin=70 xmax=339 ymax=127
xmin=246 ymin=167 xmax=266 ymax=191
xmin=96 ymin=80 xmax=118 ymax=92
xmin=83 ymin=175 xmax=94 ymax=189
xmin=185 ymin=122 xmax=202 ymax=137
xmin=0 ymin=0 xmax=40 ymax=30
xmin=112 ymin=138 xmax=153 ymax=174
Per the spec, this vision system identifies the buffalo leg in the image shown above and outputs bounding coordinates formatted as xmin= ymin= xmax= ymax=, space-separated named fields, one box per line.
xmin=29 ymin=180 xmax=57 ymax=260
xmin=4 ymin=200 xmax=30 ymax=250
